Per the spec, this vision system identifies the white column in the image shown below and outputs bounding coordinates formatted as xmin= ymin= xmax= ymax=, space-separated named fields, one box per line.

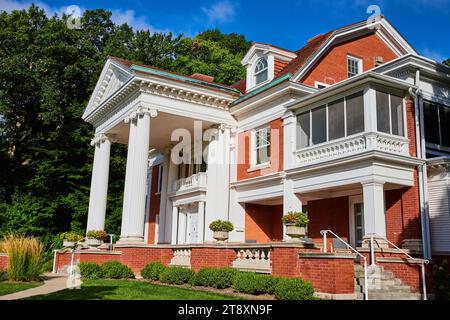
xmin=157 ymin=154 xmax=170 ymax=243
xmin=165 ymin=152 xmax=178 ymax=243
xmin=197 ymin=201 xmax=205 ymax=244
xmin=363 ymin=87 xmax=377 ymax=133
xmin=119 ymin=107 xmax=157 ymax=244
xmin=362 ymin=179 xmax=387 ymax=241
xmin=86 ymin=133 xmax=111 ymax=232
xmin=171 ymin=205 xmax=179 ymax=244
xmin=283 ymin=177 xmax=302 ymax=241
xmin=282 ymin=111 xmax=297 ymax=170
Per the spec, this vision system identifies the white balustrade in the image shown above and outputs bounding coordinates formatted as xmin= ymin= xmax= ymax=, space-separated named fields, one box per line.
xmin=294 ymin=132 xmax=409 ymax=167
xmin=232 ymin=248 xmax=272 ymax=274
xmin=172 ymin=172 xmax=208 ymax=193
xmin=170 ymin=248 xmax=191 ymax=268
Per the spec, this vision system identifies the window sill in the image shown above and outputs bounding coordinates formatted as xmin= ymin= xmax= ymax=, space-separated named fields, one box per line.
xmin=247 ymin=162 xmax=271 ymax=173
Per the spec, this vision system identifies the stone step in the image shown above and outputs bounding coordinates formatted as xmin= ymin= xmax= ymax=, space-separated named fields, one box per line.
xmin=367 ymin=292 xmax=422 ymax=300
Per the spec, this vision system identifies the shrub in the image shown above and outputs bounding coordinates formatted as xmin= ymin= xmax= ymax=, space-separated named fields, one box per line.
xmin=432 ymin=259 xmax=450 ymax=300
xmin=0 ymin=234 xmax=44 ymax=281
xmin=282 ymin=212 xmax=309 ymax=227
xmin=232 ymin=272 xmax=278 ymax=295
xmin=79 ymin=262 xmax=103 ymax=279
xmin=101 ymin=261 xmax=135 ymax=279
xmin=141 ymin=262 xmax=166 ymax=281
xmin=274 ymin=278 xmax=315 ymax=300
xmin=59 ymin=232 xmax=83 ymax=242
xmin=209 ymin=220 xmax=234 ymax=232
xmin=86 ymin=230 xmax=107 ymax=241
xmin=159 ymin=267 xmax=194 ymax=285
xmin=0 ymin=269 xmax=7 ymax=281
xmin=190 ymin=267 xmax=239 ymax=289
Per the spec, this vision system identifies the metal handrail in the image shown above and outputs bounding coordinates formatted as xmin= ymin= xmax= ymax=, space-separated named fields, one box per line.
xmin=371 ymin=234 xmax=429 ymax=300
xmin=320 ymin=230 xmax=369 ymax=300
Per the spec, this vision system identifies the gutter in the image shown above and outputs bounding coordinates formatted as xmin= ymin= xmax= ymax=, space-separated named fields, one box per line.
xmin=410 ymin=71 xmax=432 ymax=260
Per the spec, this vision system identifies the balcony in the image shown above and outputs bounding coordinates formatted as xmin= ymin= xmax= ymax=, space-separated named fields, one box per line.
xmin=294 ymin=132 xmax=409 ymax=167
xmin=172 ymin=172 xmax=208 ymax=194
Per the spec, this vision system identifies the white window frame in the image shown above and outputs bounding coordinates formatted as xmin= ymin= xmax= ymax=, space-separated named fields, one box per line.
xmin=254 ymin=58 xmax=269 ymax=86
xmin=250 ymin=126 xmax=271 ymax=168
xmin=347 ymin=55 xmax=363 ymax=78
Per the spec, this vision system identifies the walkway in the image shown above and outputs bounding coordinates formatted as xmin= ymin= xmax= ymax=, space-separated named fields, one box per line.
xmin=0 ymin=273 xmax=68 ymax=300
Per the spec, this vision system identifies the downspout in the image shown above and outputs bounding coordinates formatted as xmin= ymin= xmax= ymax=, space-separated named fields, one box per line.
xmin=409 ymin=69 xmax=431 ymax=260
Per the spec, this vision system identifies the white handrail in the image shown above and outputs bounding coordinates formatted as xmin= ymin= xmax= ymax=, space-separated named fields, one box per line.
xmin=371 ymin=234 xmax=429 ymax=301
xmin=320 ymin=230 xmax=369 ymax=300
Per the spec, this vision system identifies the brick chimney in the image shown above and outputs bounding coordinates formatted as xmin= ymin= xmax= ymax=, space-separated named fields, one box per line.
xmin=191 ymin=73 xmax=215 ymax=83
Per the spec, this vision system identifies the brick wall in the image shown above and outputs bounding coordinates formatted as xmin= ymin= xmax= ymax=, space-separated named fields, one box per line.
xmin=245 ymin=204 xmax=283 ymax=243
xmin=0 ymin=254 xmax=8 ymax=269
xmin=190 ymin=247 xmax=236 ymax=271
xmin=237 ymin=119 xmax=283 ymax=181
xmin=307 ymin=196 xmax=350 ymax=244
xmin=300 ymin=33 xmax=398 ymax=87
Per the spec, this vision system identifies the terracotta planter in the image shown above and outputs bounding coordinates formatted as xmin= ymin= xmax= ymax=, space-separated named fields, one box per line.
xmin=86 ymin=238 xmax=103 ymax=247
xmin=285 ymin=224 xmax=306 ymax=240
xmin=213 ymin=231 xmax=229 ymax=242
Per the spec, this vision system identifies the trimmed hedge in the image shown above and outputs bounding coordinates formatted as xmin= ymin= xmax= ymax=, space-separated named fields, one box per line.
xmin=159 ymin=267 xmax=194 ymax=285
xmin=232 ymin=272 xmax=279 ymax=295
xmin=274 ymin=278 xmax=315 ymax=300
xmin=79 ymin=262 xmax=103 ymax=279
xmin=141 ymin=262 xmax=167 ymax=281
xmin=101 ymin=261 xmax=135 ymax=279
xmin=190 ymin=267 xmax=239 ymax=289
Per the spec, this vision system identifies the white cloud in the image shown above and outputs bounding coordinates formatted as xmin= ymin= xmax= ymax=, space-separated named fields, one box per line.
xmin=421 ymin=47 xmax=447 ymax=63
xmin=201 ymin=0 xmax=235 ymax=25
xmin=110 ymin=9 xmax=171 ymax=34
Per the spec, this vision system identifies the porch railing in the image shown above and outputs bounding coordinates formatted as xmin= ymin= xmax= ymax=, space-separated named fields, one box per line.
xmin=172 ymin=172 xmax=207 ymax=193
xmin=368 ymin=234 xmax=429 ymax=301
xmin=294 ymin=132 xmax=409 ymax=167
xmin=170 ymin=248 xmax=191 ymax=268
xmin=320 ymin=230 xmax=369 ymax=300
xmin=231 ymin=247 xmax=272 ymax=274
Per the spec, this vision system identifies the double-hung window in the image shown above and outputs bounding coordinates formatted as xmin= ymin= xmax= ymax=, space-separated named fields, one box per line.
xmin=347 ymin=55 xmax=362 ymax=78
xmin=252 ymin=127 xmax=271 ymax=166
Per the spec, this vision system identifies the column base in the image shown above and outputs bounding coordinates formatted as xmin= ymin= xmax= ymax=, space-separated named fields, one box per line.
xmin=116 ymin=236 xmax=146 ymax=246
xmin=361 ymin=235 xmax=388 ymax=249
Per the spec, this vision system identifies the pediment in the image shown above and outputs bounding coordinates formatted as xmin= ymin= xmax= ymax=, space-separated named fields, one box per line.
xmin=83 ymin=59 xmax=132 ymax=118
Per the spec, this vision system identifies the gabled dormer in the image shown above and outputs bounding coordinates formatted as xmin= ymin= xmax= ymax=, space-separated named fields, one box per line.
xmin=241 ymin=43 xmax=297 ymax=92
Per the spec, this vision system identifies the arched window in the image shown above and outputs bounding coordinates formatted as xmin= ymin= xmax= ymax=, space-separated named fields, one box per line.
xmin=254 ymin=58 xmax=268 ymax=85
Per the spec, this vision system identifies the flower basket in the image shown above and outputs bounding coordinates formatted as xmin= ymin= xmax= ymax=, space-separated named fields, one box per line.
xmin=282 ymin=212 xmax=309 ymax=241
xmin=209 ymin=220 xmax=234 ymax=242
xmin=86 ymin=230 xmax=107 ymax=247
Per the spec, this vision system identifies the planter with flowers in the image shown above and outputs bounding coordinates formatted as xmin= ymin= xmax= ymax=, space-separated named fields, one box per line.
xmin=282 ymin=212 xmax=309 ymax=241
xmin=209 ymin=220 xmax=234 ymax=242
xmin=86 ymin=230 xmax=107 ymax=247
xmin=60 ymin=232 xmax=84 ymax=248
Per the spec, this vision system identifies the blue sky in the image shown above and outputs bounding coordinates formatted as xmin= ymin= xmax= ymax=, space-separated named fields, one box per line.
xmin=1 ymin=0 xmax=449 ymax=62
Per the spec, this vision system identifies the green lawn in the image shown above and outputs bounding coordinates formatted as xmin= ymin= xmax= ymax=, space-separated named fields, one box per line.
xmin=0 ymin=282 xmax=42 ymax=296
xmin=26 ymin=279 xmax=243 ymax=300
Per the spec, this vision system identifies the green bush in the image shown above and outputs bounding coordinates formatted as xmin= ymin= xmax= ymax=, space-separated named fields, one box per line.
xmin=101 ymin=261 xmax=135 ymax=279
xmin=274 ymin=278 xmax=315 ymax=300
xmin=0 ymin=269 xmax=7 ymax=281
xmin=79 ymin=262 xmax=103 ymax=279
xmin=159 ymin=267 xmax=194 ymax=285
xmin=232 ymin=272 xmax=278 ymax=295
xmin=282 ymin=211 xmax=309 ymax=227
xmin=190 ymin=267 xmax=239 ymax=289
xmin=432 ymin=259 xmax=450 ymax=300
xmin=86 ymin=230 xmax=107 ymax=240
xmin=141 ymin=262 xmax=167 ymax=281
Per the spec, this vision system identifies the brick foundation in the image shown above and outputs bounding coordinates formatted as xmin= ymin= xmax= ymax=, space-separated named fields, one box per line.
xmin=190 ymin=247 xmax=236 ymax=271
xmin=0 ymin=253 xmax=8 ymax=269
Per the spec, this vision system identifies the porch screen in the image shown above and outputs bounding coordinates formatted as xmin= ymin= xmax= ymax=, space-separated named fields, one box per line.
xmin=376 ymin=91 xmax=405 ymax=137
xmin=311 ymin=106 xmax=327 ymax=145
xmin=328 ymin=98 xmax=345 ymax=140
xmin=346 ymin=91 xmax=364 ymax=136
xmin=424 ymin=101 xmax=450 ymax=148
xmin=297 ymin=111 xmax=310 ymax=149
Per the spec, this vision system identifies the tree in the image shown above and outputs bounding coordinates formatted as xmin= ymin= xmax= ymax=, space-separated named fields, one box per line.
xmin=444 ymin=59 xmax=450 ymax=67
xmin=0 ymin=6 xmax=250 ymax=246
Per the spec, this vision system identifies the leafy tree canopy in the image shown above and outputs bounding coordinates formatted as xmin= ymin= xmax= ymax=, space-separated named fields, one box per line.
xmin=0 ymin=5 xmax=250 ymax=248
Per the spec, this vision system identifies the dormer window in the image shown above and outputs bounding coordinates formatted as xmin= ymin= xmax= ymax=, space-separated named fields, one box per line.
xmin=254 ymin=58 xmax=268 ymax=85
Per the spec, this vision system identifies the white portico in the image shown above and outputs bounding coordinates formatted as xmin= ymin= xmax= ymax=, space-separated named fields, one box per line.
xmin=83 ymin=57 xmax=239 ymax=245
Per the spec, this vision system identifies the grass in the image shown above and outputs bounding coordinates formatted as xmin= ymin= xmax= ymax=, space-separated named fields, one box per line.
xmin=0 ymin=281 xmax=42 ymax=296
xmin=26 ymin=279 xmax=244 ymax=300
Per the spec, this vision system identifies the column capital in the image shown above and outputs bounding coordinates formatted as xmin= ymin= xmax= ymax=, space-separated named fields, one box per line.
xmin=90 ymin=133 xmax=111 ymax=147
xmin=217 ymin=123 xmax=235 ymax=132
xmin=361 ymin=178 xmax=386 ymax=187
xmin=124 ymin=106 xmax=158 ymax=123
xmin=282 ymin=110 xmax=295 ymax=121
